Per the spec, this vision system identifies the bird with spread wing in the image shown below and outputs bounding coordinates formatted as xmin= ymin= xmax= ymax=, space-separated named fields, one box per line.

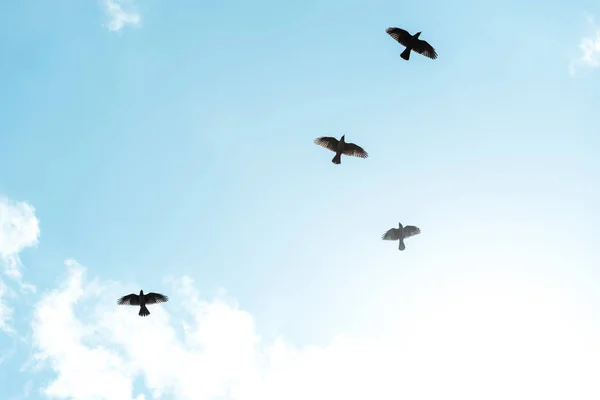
xmin=117 ymin=290 xmax=169 ymax=317
xmin=314 ymin=135 xmax=368 ymax=165
xmin=386 ymin=27 xmax=437 ymax=61
xmin=382 ymin=222 xmax=421 ymax=251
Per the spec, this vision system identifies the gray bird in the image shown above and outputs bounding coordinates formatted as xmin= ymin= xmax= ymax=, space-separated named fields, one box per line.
xmin=386 ymin=27 xmax=438 ymax=61
xmin=382 ymin=223 xmax=421 ymax=251
xmin=314 ymin=135 xmax=368 ymax=164
xmin=117 ymin=290 xmax=169 ymax=317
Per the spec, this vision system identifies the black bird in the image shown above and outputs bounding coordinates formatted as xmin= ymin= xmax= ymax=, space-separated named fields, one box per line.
xmin=382 ymin=222 xmax=421 ymax=251
xmin=117 ymin=290 xmax=169 ymax=317
xmin=386 ymin=27 xmax=437 ymax=61
xmin=314 ymin=135 xmax=368 ymax=164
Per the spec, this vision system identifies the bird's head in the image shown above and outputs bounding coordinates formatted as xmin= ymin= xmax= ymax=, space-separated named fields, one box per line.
xmin=341 ymin=134 xmax=345 ymax=141
xmin=398 ymin=222 xmax=403 ymax=228
xmin=139 ymin=290 xmax=144 ymax=296
xmin=415 ymin=31 xmax=422 ymax=37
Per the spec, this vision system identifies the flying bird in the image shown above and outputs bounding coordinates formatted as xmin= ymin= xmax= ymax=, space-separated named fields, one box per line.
xmin=117 ymin=290 xmax=169 ymax=317
xmin=314 ymin=135 xmax=368 ymax=164
xmin=382 ymin=222 xmax=421 ymax=251
xmin=386 ymin=27 xmax=437 ymax=61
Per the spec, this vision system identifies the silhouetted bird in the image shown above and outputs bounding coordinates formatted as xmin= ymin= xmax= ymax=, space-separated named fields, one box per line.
xmin=117 ymin=290 xmax=169 ymax=317
xmin=382 ymin=222 xmax=421 ymax=251
xmin=314 ymin=135 xmax=368 ymax=164
xmin=386 ymin=27 xmax=437 ymax=61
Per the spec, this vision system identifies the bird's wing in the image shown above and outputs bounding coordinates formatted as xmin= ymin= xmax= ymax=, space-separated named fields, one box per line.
xmin=144 ymin=293 xmax=169 ymax=305
xmin=117 ymin=294 xmax=140 ymax=306
xmin=412 ymin=39 xmax=437 ymax=59
xmin=342 ymin=143 xmax=368 ymax=158
xmin=386 ymin=27 xmax=412 ymax=47
xmin=382 ymin=228 xmax=401 ymax=240
xmin=403 ymin=225 xmax=421 ymax=238
xmin=314 ymin=137 xmax=339 ymax=152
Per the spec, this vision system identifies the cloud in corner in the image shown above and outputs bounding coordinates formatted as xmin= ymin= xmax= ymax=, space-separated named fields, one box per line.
xmin=102 ymin=0 xmax=141 ymax=32
xmin=0 ymin=196 xmax=40 ymax=331
xmin=571 ymin=14 xmax=600 ymax=73
xmin=28 ymin=260 xmax=600 ymax=400
xmin=0 ymin=197 xmax=40 ymax=280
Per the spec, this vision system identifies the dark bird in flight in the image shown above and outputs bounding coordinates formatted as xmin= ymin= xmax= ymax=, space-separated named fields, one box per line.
xmin=386 ymin=27 xmax=437 ymax=61
xmin=314 ymin=135 xmax=368 ymax=164
xmin=117 ymin=290 xmax=169 ymax=317
xmin=382 ymin=222 xmax=421 ymax=251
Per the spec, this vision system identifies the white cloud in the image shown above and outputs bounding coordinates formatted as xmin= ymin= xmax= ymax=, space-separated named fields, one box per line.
xmin=0 ymin=197 xmax=40 ymax=277
xmin=580 ymin=15 xmax=600 ymax=67
xmin=102 ymin=0 xmax=141 ymax=32
xmin=0 ymin=196 xmax=40 ymax=330
xmin=30 ymin=259 xmax=600 ymax=400
xmin=571 ymin=14 xmax=600 ymax=73
xmin=0 ymin=281 xmax=13 ymax=332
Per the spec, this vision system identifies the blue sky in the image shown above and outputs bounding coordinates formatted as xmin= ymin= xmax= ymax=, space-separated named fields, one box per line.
xmin=1 ymin=0 xmax=600 ymax=399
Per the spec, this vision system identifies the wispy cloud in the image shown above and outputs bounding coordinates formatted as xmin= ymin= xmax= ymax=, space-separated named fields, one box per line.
xmin=0 ymin=197 xmax=39 ymax=277
xmin=29 ymin=260 xmax=600 ymax=400
xmin=570 ymin=14 xmax=600 ymax=73
xmin=0 ymin=196 xmax=39 ymax=331
xmin=102 ymin=0 xmax=141 ymax=32
xmin=0 ymin=281 xmax=12 ymax=332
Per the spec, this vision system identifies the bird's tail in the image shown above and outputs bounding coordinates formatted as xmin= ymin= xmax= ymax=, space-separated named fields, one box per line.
xmin=139 ymin=305 xmax=150 ymax=317
xmin=398 ymin=239 xmax=406 ymax=251
xmin=400 ymin=47 xmax=411 ymax=61
xmin=332 ymin=152 xmax=341 ymax=164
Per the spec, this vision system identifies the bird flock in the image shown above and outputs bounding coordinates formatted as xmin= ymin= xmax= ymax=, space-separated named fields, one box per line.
xmin=117 ymin=26 xmax=436 ymax=317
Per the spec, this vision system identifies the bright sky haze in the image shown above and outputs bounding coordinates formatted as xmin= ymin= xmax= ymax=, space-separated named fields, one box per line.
xmin=1 ymin=0 xmax=600 ymax=399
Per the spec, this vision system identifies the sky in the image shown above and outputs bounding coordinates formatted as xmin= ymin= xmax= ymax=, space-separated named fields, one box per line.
xmin=0 ymin=0 xmax=600 ymax=398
